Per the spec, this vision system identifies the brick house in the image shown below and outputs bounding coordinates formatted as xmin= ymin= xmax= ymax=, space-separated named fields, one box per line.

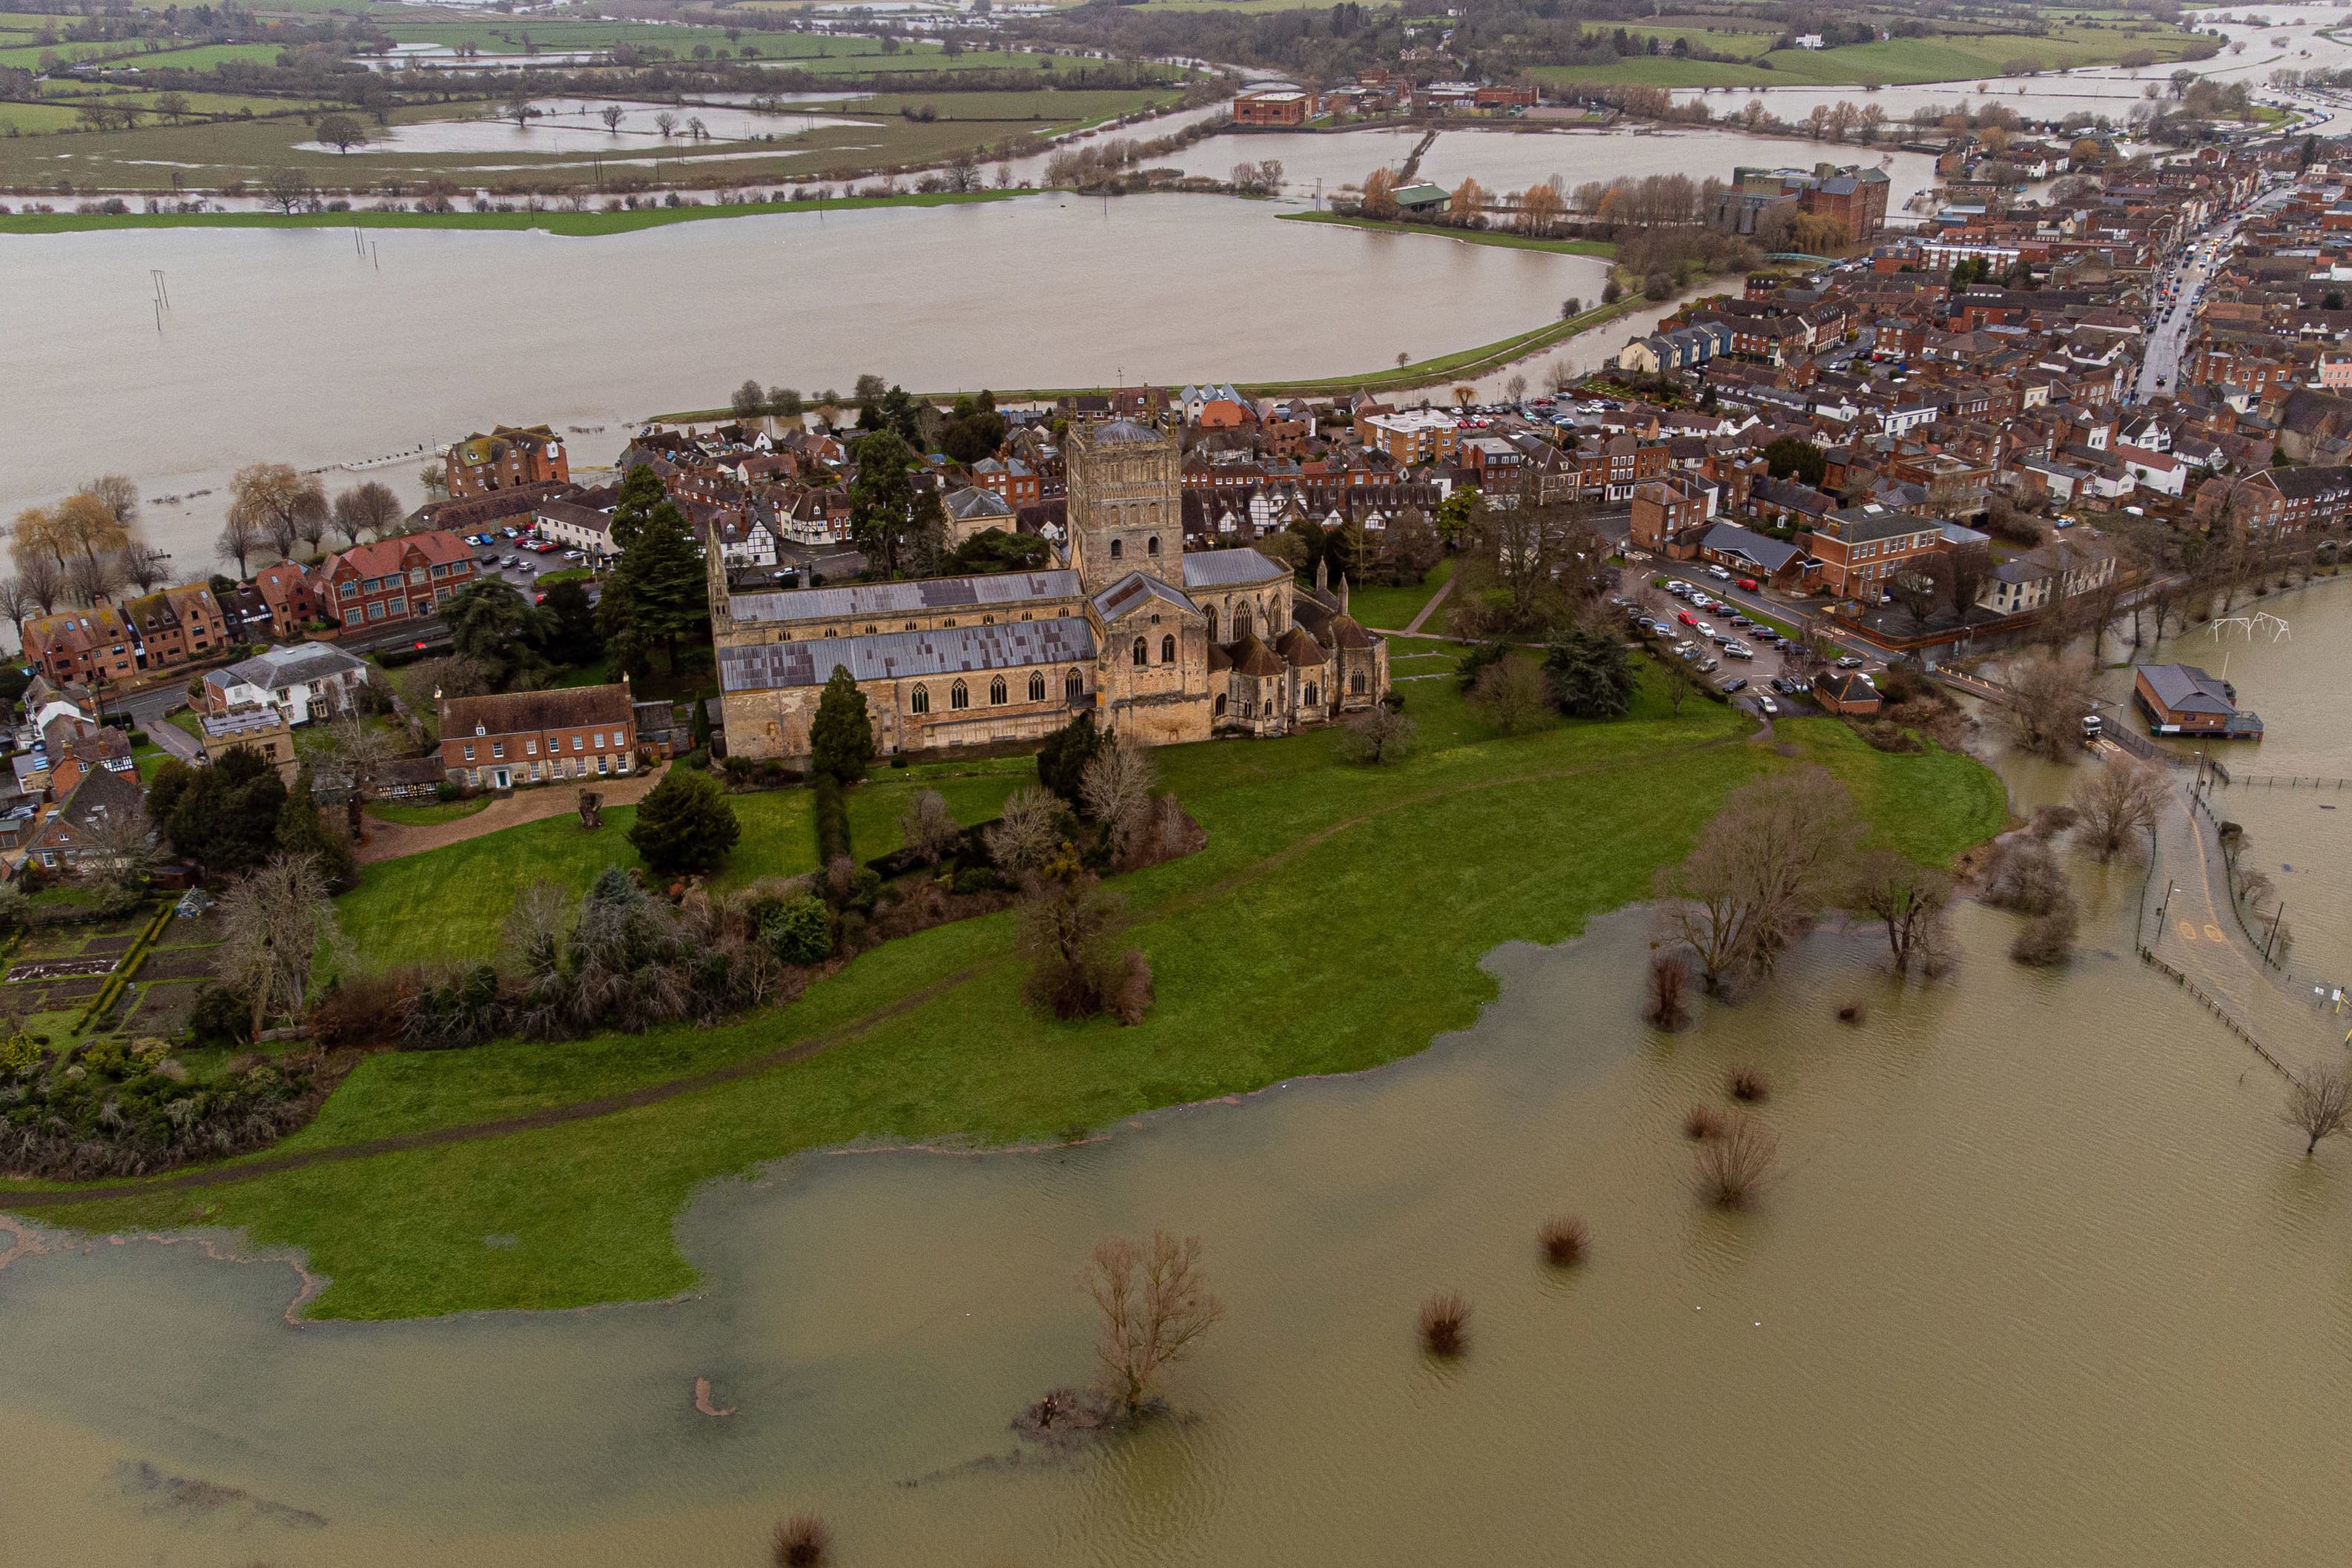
xmin=1355 ymin=409 xmax=1459 ymax=465
xmin=1812 ymin=671 xmax=1883 ymax=715
xmin=1801 ymin=503 xmax=1947 ymax=600
xmin=1629 ymin=475 xmax=1718 ymax=552
xmin=198 ymin=706 xmax=300 ymax=784
xmin=253 ymin=560 xmax=323 ymax=637
xmin=438 ymin=684 xmax=638 ymax=792
xmin=310 ymin=531 xmax=480 ymax=629
xmin=119 ymin=583 xmax=229 ymax=672
xmin=446 ymin=424 xmax=569 ymax=500
xmin=20 ymin=606 xmax=136 ymax=688
xmin=1234 ymin=87 xmax=1315 ymax=125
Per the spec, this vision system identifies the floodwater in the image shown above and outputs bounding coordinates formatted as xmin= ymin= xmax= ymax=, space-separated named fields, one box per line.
xmin=292 ymin=99 xmax=876 ymax=156
xmin=10 ymin=626 xmax=2352 ymax=1564
xmin=0 ymin=191 xmax=1605 ymax=566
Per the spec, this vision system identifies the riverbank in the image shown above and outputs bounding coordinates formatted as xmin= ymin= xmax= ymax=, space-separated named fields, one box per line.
xmin=0 ymin=188 xmax=1015 ymax=238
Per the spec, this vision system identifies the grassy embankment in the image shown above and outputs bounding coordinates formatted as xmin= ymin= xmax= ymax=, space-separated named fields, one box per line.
xmin=1280 ymin=210 xmax=1616 ymax=259
xmin=12 ymin=664 xmax=2007 ymax=1320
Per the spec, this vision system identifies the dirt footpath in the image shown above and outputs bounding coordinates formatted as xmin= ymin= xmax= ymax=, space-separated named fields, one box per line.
xmin=355 ymin=764 xmax=670 ymax=864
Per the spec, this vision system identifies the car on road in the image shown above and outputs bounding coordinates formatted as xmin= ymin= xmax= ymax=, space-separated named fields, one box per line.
xmin=1737 ymin=578 xmax=1759 ymax=592
xmin=1717 ymin=676 xmax=1748 ymax=693
xmin=502 ymin=555 xmax=522 ymax=567
xmin=1836 ymin=655 xmax=1864 ymax=669
xmin=1707 ymin=566 xmax=1731 ymax=580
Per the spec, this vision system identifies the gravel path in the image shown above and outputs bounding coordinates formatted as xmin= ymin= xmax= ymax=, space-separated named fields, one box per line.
xmin=356 ymin=763 xmax=670 ymax=864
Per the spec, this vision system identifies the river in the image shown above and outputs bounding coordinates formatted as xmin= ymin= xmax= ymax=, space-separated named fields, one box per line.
xmin=5 ymin=583 xmax=2352 ymax=1566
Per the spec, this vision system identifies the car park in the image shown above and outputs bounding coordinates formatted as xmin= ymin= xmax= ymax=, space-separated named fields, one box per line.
xmin=1678 ymin=645 xmax=1702 ymax=660
xmin=1717 ymin=677 xmax=1748 ymax=693
xmin=1693 ymin=623 xmax=1714 ymax=638
xmin=1724 ymin=644 xmax=1754 ymax=660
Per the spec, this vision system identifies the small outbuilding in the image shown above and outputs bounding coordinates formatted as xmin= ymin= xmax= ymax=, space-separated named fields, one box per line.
xmin=1811 ymin=670 xmax=1883 ymax=716
xmin=2133 ymin=663 xmax=2262 ymax=738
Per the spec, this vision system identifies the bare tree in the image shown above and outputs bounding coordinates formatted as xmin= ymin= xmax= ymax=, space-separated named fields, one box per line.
xmin=65 ymin=552 xmax=121 ymax=606
xmin=1888 ymin=562 xmax=1943 ymax=632
xmin=655 ymin=110 xmax=678 ymax=137
xmin=601 ymin=103 xmax=626 ymax=132
xmin=1338 ymin=705 xmax=1418 ymax=764
xmin=0 ymin=575 xmax=31 ymax=627
xmin=214 ymin=851 xmax=349 ymax=1039
xmin=1657 ymin=647 xmax=1701 ymax=715
xmin=1999 ymin=648 xmax=2095 ymax=762
xmin=2285 ymin=1064 xmax=2352 ymax=1157
xmin=16 ymin=557 xmax=62 ymax=615
xmin=261 ymin=165 xmax=311 ymax=215
xmin=897 ymin=788 xmax=959 ymax=867
xmin=84 ymin=474 xmax=139 ymax=529
xmin=1081 ymin=1231 xmax=1224 ymax=1415
xmin=306 ymin=711 xmax=401 ymax=836
xmin=1469 ymin=655 xmax=1552 ymax=735
xmin=331 ymin=480 xmax=405 ymax=546
xmin=2070 ymin=755 xmax=2164 ymax=861
xmin=1644 ymin=950 xmax=1691 ymax=1028
xmin=1080 ymin=737 xmax=1155 ymax=863
xmin=1656 ymin=767 xmax=1857 ymax=991
xmin=1846 ymin=846 xmax=1953 ymax=975
xmin=985 ymin=784 xmax=1067 ymax=876
xmin=1504 ymin=371 xmax=1529 ymax=405
xmin=119 ymin=546 xmax=168 ymax=593
xmin=217 ymin=512 xmax=261 ymax=577
xmin=79 ymin=795 xmax=159 ymax=889
xmin=229 ymin=463 xmax=328 ymax=563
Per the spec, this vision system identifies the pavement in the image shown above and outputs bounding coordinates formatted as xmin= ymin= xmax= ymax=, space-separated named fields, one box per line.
xmin=354 ymin=761 xmax=670 ymax=864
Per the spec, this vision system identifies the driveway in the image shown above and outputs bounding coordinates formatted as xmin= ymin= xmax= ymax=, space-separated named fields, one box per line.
xmin=356 ymin=762 xmax=670 ymax=864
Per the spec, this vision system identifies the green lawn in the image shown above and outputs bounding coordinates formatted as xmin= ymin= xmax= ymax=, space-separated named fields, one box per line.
xmin=19 ymin=672 xmax=2006 ymax=1320
xmin=1347 ymin=558 xmax=1455 ymax=632
xmin=1536 ymin=19 xmax=2210 ymax=87
xmin=364 ymin=795 xmax=490 ymax=828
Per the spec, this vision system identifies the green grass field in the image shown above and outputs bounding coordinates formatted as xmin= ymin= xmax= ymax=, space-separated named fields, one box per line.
xmin=14 ymin=664 xmax=2006 ymax=1320
xmin=0 ymin=189 xmax=1013 ymax=236
xmin=1346 ymin=559 xmax=1455 ymax=632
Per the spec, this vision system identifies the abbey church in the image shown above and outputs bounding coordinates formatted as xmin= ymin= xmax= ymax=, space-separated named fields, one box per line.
xmin=711 ymin=418 xmax=1391 ymax=762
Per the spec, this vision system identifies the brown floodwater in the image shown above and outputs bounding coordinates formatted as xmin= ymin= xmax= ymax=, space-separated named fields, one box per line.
xmin=8 ymin=612 xmax=2352 ymax=1564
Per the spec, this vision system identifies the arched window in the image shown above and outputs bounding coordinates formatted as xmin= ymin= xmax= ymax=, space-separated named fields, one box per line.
xmin=1351 ymin=671 xmax=1367 ymax=695
xmin=1028 ymin=671 xmax=1046 ymax=702
xmin=1147 ymin=535 xmax=1161 ymax=556
xmin=1160 ymin=634 xmax=1176 ymax=664
xmin=1235 ymin=605 xmax=1253 ymax=641
xmin=911 ymin=684 xmax=930 ymax=715
xmin=1206 ymin=607 xmax=1218 ymax=641
xmin=990 ymin=676 xmax=1007 ymax=705
xmin=1215 ymin=693 xmax=1227 ymax=716
xmin=1132 ymin=636 xmax=1148 ymax=667
xmin=1110 ymin=537 xmax=1123 ymax=559
xmin=1065 ymin=667 xmax=1083 ymax=702
xmin=1304 ymin=684 xmax=1319 ymax=707
xmin=951 ymin=680 xmax=969 ymax=710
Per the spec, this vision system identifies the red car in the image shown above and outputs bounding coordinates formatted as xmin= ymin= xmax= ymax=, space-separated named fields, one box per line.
xmin=1737 ymin=578 xmax=1759 ymax=592
xmin=1677 ymin=609 xmax=1697 ymax=626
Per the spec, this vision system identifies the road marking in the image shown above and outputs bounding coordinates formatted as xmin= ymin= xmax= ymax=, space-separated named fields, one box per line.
xmin=2205 ymin=924 xmax=2227 ymax=945
xmin=2179 ymin=919 xmax=2201 ymax=942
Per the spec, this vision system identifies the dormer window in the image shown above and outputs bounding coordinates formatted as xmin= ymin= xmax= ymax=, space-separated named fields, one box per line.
xmin=475 ymin=724 xmax=486 ymax=737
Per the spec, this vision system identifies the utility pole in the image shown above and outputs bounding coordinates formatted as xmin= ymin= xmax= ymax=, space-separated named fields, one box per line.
xmin=2266 ymin=902 xmax=2285 ymax=965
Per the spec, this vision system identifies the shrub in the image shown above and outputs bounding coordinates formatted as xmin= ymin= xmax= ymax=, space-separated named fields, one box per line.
xmin=1419 ymin=1292 xmax=1471 ymax=1356
xmin=1037 ymin=712 xmax=1106 ymax=807
xmin=1683 ymin=1105 xmax=1725 ymax=1141
xmin=1728 ymin=1066 xmax=1770 ymax=1103
xmin=761 ymin=894 xmax=834 ymax=966
xmin=188 ymin=983 xmax=251 ymax=1046
xmin=1539 ymin=1216 xmax=1588 ymax=1266
xmin=627 ymin=767 xmax=740 ymax=874
xmin=772 ymin=1513 xmax=830 ymax=1568
xmin=1644 ymin=951 xmax=1691 ymax=1029
xmin=307 ymin=969 xmax=412 ymax=1048
xmin=1695 ymin=1115 xmax=1777 ymax=1208
xmin=951 ymin=865 xmax=1006 ymax=896
xmin=2011 ymin=906 xmax=2077 ymax=967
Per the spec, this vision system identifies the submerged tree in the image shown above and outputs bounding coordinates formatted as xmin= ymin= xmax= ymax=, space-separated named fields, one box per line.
xmin=2285 ymin=1064 xmax=2352 ymax=1158
xmin=1846 ymin=847 xmax=1955 ymax=976
xmin=2070 ymin=754 xmax=2165 ymax=862
xmin=1656 ymin=767 xmax=1857 ymax=992
xmin=1082 ymin=1231 xmax=1224 ymax=1415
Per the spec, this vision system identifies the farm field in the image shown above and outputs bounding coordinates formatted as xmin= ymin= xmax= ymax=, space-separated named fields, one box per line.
xmin=1533 ymin=19 xmax=2210 ymax=87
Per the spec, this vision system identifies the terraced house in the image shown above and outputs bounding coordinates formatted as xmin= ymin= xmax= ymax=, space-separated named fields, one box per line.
xmin=437 ymin=684 xmax=638 ymax=793
xmin=310 ymin=530 xmax=480 ymax=629
xmin=118 ymin=583 xmax=228 ymax=672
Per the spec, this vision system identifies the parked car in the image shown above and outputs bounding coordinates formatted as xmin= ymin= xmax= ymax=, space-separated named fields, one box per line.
xmin=1693 ymin=623 xmax=1714 ymax=638
xmin=564 ymin=550 xmax=584 ymax=561
xmin=1757 ymin=695 xmax=1780 ymax=716
xmin=1718 ymin=676 xmax=1749 ymax=693
xmin=502 ymin=555 xmax=522 ymax=567
xmin=1679 ymin=645 xmax=1703 ymax=661
xmin=1724 ymin=644 xmax=1754 ymax=661
xmin=1697 ymin=657 xmax=1720 ymax=673
xmin=1677 ymin=610 xmax=1698 ymax=626
xmin=478 ymin=554 xmax=500 ymax=566
xmin=1836 ymin=655 xmax=1865 ymax=669
xmin=1737 ymin=578 xmax=1760 ymax=592
xmin=501 ymin=526 xmax=521 ymax=538
xmin=1707 ymin=566 xmax=1731 ymax=580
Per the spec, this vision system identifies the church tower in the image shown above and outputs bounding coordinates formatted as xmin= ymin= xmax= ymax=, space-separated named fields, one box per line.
xmin=1066 ymin=418 xmax=1183 ymax=595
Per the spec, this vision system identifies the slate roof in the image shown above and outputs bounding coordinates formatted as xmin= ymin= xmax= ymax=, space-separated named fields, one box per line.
xmin=730 ymin=570 xmax=1079 ymax=625
xmin=719 ymin=618 xmax=1096 ymax=693
xmin=441 ymin=684 xmax=634 ymax=736
xmin=2136 ymin=663 xmax=2236 ymax=717
xmin=1699 ymin=523 xmax=1804 ymax=574
xmin=214 ymin=641 xmax=370 ymax=693
xmin=1180 ymin=548 xmax=1286 ymax=589
xmin=1092 ymin=572 xmax=1197 ymax=621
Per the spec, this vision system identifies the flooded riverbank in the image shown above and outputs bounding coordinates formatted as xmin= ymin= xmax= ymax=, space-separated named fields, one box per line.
xmin=8 ymin=700 xmax=2352 ymax=1563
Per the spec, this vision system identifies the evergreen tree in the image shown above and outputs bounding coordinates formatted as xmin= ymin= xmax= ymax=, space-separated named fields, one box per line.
xmin=165 ymin=747 xmax=288 ymax=876
xmin=541 ymin=577 xmax=603 ymax=669
xmin=608 ymin=464 xmax=666 ymax=553
xmin=446 ymin=578 xmax=554 ymax=689
xmin=627 ymin=767 xmax=740 ymax=874
xmin=593 ymin=571 xmax=653 ymax=678
xmin=1544 ymin=629 xmax=1637 ymax=719
xmin=610 ymin=499 xmax=707 ymax=672
xmin=276 ymin=774 xmax=357 ymax=890
xmin=880 ymin=383 xmax=926 ymax=447
xmin=808 ymin=665 xmax=874 ymax=782
xmin=848 ymin=429 xmax=916 ymax=578
xmin=1037 ymin=712 xmax=1103 ymax=807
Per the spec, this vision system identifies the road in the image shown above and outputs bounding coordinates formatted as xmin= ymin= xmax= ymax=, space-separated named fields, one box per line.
xmin=2133 ymin=182 xmax=2294 ymax=404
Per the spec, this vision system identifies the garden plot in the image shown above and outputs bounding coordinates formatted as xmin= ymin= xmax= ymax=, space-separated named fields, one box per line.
xmin=7 ymin=956 xmax=119 ymax=982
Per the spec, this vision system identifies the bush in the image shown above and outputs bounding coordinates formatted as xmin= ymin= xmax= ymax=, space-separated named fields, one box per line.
xmin=435 ymin=779 xmax=468 ymax=802
xmin=1037 ymin=712 xmax=1105 ymax=807
xmin=682 ymin=747 xmax=710 ymax=770
xmin=627 ymin=767 xmax=741 ymax=875
xmin=761 ymin=894 xmax=833 ymax=966
xmin=188 ymin=983 xmax=251 ymax=1046
xmin=952 ymin=865 xmax=1007 ymax=896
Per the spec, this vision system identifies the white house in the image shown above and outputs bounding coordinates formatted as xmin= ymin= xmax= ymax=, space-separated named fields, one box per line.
xmin=201 ymin=642 xmax=374 ymax=727
xmin=533 ymin=498 xmax=616 ymax=563
xmin=2114 ymin=443 xmax=2186 ymax=496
